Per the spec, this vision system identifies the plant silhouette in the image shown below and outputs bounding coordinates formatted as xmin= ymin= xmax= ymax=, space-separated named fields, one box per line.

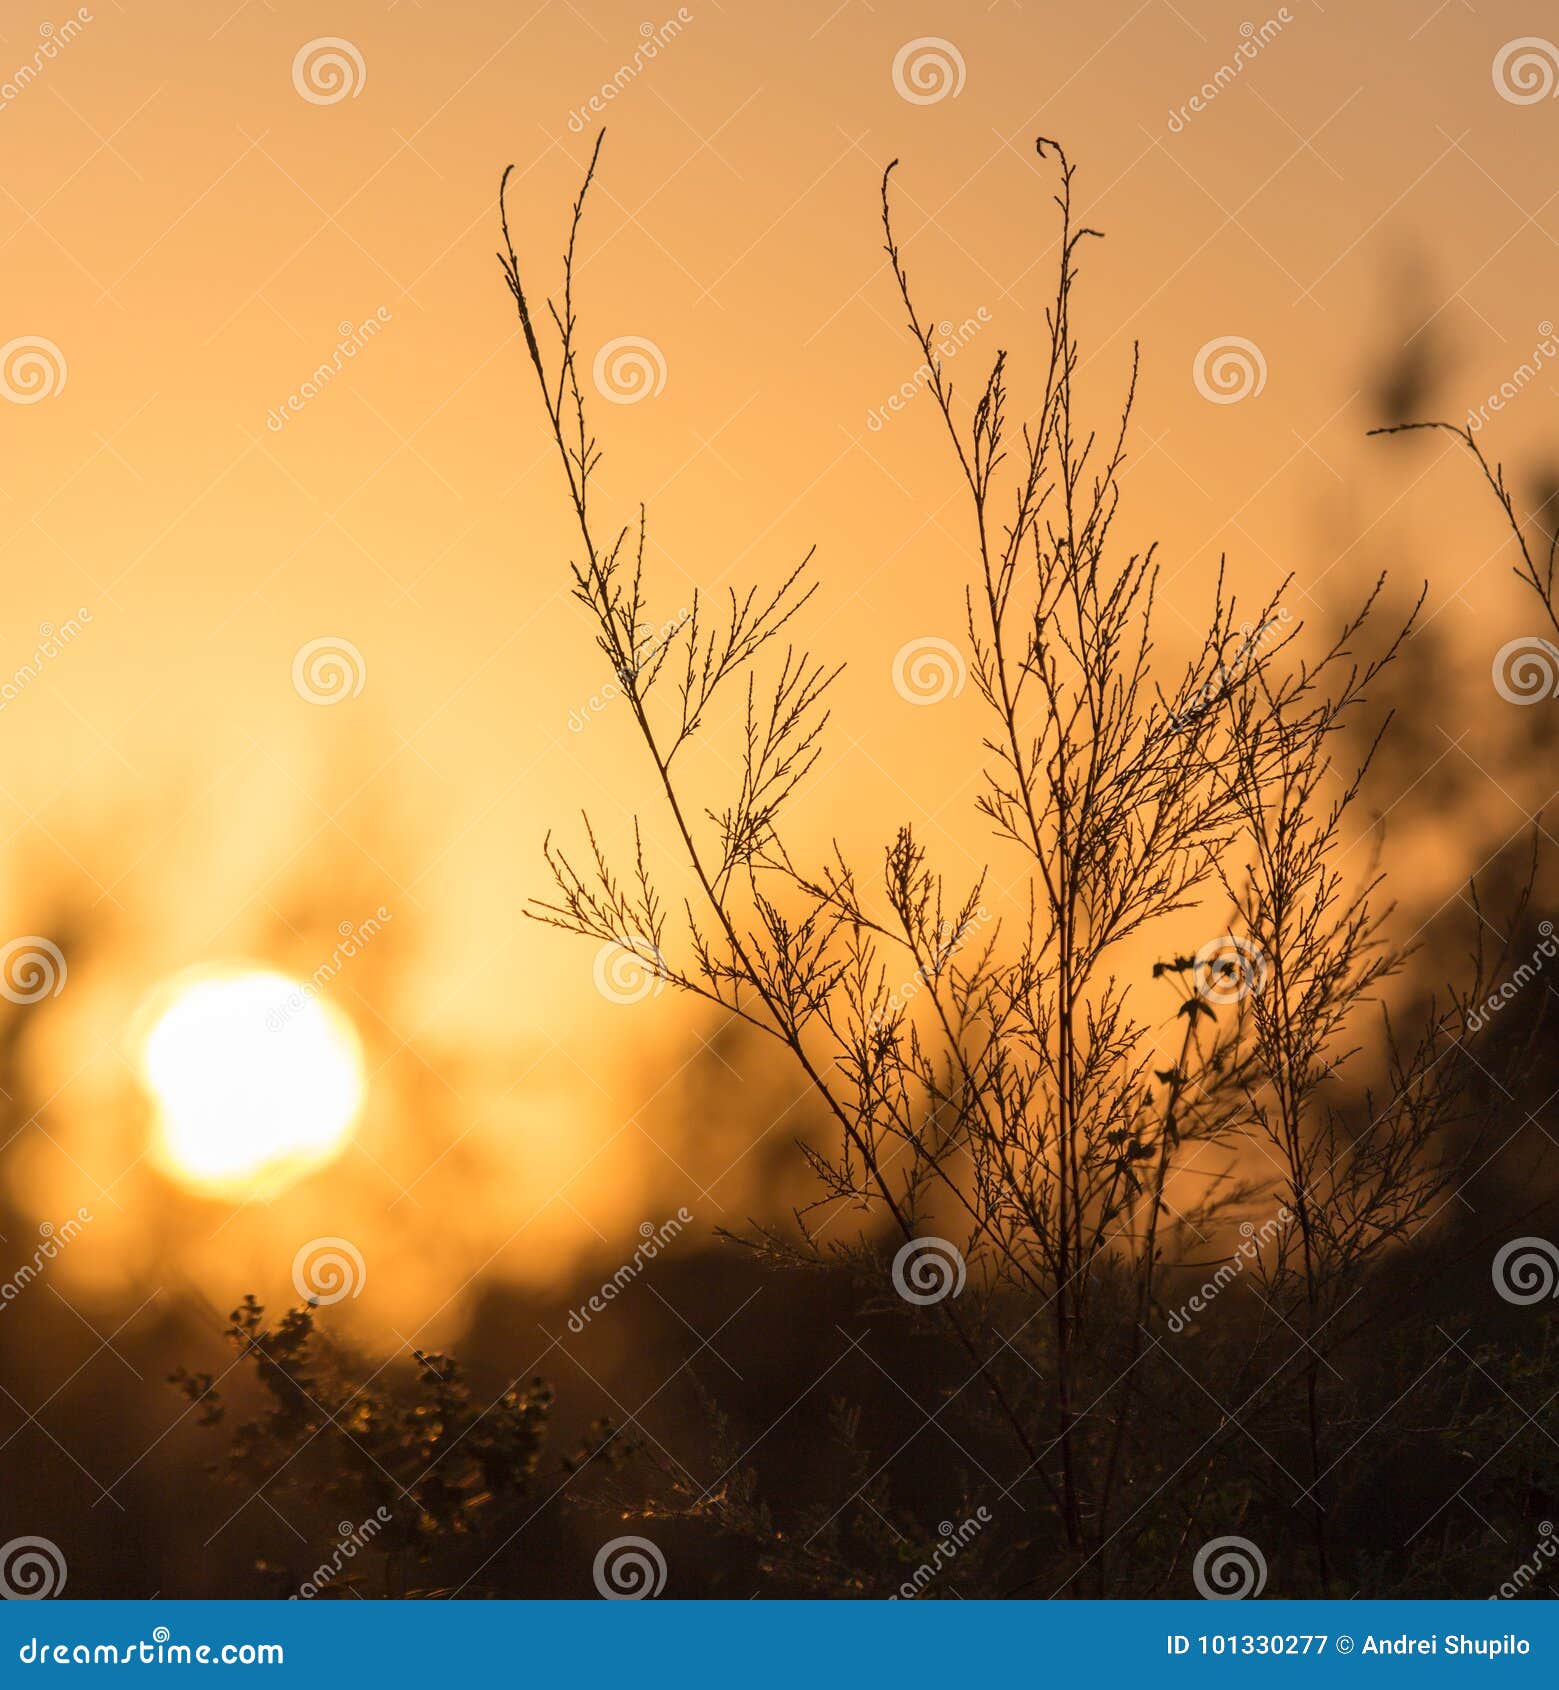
xmin=487 ymin=133 xmax=1541 ymax=1597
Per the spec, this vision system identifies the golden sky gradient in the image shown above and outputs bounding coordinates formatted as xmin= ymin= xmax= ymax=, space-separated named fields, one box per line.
xmin=2 ymin=0 xmax=1556 ymax=1333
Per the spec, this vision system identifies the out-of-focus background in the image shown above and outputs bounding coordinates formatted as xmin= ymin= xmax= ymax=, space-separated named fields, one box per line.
xmin=1 ymin=0 xmax=1557 ymax=1597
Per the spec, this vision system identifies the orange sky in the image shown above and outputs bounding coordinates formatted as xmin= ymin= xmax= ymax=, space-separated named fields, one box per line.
xmin=2 ymin=0 xmax=1556 ymax=1332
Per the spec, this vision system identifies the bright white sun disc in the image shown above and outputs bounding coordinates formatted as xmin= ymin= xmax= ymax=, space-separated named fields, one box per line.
xmin=138 ymin=967 xmax=364 ymax=1199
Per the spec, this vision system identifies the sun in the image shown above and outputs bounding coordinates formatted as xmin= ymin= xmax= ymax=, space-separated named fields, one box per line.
xmin=137 ymin=966 xmax=365 ymax=1199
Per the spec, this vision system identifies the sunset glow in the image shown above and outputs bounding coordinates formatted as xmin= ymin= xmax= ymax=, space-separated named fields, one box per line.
xmin=5 ymin=0 xmax=1557 ymax=1621
xmin=138 ymin=968 xmax=364 ymax=1200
